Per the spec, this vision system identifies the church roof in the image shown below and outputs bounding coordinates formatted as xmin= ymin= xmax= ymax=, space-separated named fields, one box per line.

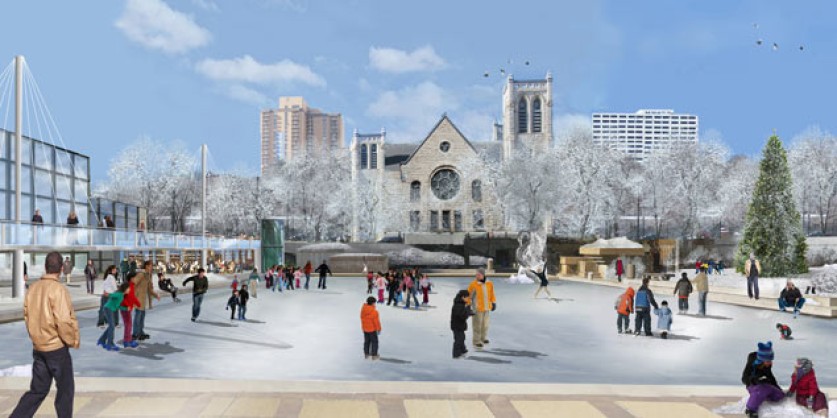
xmin=402 ymin=115 xmax=478 ymax=165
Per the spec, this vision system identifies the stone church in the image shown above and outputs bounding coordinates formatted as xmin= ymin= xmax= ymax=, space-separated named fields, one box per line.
xmin=350 ymin=74 xmax=553 ymax=240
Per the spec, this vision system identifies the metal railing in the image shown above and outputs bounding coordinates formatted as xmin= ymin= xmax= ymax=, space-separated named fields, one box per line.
xmin=0 ymin=220 xmax=259 ymax=251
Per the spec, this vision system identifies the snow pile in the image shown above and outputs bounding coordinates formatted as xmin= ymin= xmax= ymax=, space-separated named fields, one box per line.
xmin=581 ymin=236 xmax=643 ymax=249
xmin=811 ymin=264 xmax=837 ymax=296
xmin=507 ymin=268 xmax=536 ymax=284
xmin=715 ymin=397 xmax=836 ymax=417
xmin=385 ymin=248 xmax=486 ymax=266
xmin=298 ymin=243 xmax=352 ymax=252
xmin=0 ymin=365 xmax=31 ymax=377
xmin=808 ymin=247 xmax=837 ymax=267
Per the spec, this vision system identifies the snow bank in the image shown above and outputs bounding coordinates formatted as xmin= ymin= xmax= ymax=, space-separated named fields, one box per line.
xmin=0 ymin=365 xmax=31 ymax=377
xmin=298 ymin=243 xmax=352 ymax=252
xmin=385 ymin=248 xmax=486 ymax=266
xmin=811 ymin=264 xmax=837 ymax=296
xmin=715 ymin=397 xmax=835 ymax=417
xmin=675 ymin=269 xmax=815 ymax=295
xmin=581 ymin=236 xmax=643 ymax=249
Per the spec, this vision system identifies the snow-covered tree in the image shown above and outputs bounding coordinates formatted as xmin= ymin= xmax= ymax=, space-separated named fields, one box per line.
xmin=716 ymin=155 xmax=759 ymax=233
xmin=493 ymin=148 xmax=560 ymax=232
xmin=789 ymin=127 xmax=837 ymax=235
xmin=736 ymin=134 xmax=806 ymax=276
xmin=100 ymin=138 xmax=198 ymax=232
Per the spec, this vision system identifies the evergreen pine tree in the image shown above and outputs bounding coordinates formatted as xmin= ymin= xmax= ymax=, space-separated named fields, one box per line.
xmin=736 ymin=135 xmax=806 ymax=276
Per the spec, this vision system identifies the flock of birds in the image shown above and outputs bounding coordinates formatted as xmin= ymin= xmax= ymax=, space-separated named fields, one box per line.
xmin=753 ymin=23 xmax=805 ymax=52
xmin=481 ymin=24 xmax=805 ymax=79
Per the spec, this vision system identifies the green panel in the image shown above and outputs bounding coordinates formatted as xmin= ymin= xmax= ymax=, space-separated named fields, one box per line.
xmin=261 ymin=218 xmax=284 ymax=271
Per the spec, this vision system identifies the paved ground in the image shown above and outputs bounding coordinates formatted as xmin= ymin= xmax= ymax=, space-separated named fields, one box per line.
xmin=0 ymin=378 xmax=747 ymax=417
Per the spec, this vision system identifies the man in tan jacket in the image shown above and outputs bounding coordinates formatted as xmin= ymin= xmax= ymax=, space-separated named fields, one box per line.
xmin=132 ymin=260 xmax=159 ymax=341
xmin=11 ymin=252 xmax=79 ymax=418
xmin=692 ymin=267 xmax=709 ymax=316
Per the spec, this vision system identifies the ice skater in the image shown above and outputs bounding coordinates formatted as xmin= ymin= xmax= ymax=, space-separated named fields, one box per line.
xmin=741 ymin=341 xmax=783 ymax=418
xmin=775 ymin=323 xmax=792 ymax=340
xmin=401 ymin=272 xmax=419 ymax=309
xmin=316 ymin=261 xmax=332 ymax=289
xmin=634 ymin=278 xmax=658 ymax=337
xmin=375 ymin=272 xmax=386 ymax=304
xmin=182 ymin=268 xmax=209 ymax=322
xmin=226 ymin=290 xmax=240 ymax=320
xmin=673 ymin=272 xmax=692 ymax=314
xmin=744 ymin=253 xmax=761 ymax=300
xmin=468 ymin=268 xmax=496 ymax=350
xmin=238 ymin=285 xmax=250 ymax=320
xmin=97 ymin=282 xmax=129 ymax=352
xmin=614 ymin=287 xmax=634 ymax=334
xmin=419 ymin=274 xmax=431 ymax=305
xmin=531 ymin=264 xmax=552 ymax=299
xmin=654 ymin=300 xmax=673 ymax=339
xmin=360 ymin=296 xmax=381 ymax=360
xmin=450 ymin=290 xmax=473 ymax=359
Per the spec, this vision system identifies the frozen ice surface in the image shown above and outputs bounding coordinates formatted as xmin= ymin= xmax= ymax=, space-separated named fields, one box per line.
xmin=715 ymin=397 xmax=836 ymax=417
xmin=1 ymin=278 xmax=836 ymax=385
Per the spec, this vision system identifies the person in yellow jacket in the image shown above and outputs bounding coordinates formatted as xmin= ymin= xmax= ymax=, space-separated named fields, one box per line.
xmin=11 ymin=252 xmax=80 ymax=418
xmin=467 ymin=268 xmax=496 ymax=350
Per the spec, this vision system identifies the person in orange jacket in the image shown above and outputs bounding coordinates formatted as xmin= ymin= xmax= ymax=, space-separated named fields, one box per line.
xmin=360 ymin=296 xmax=382 ymax=360
xmin=467 ymin=268 xmax=496 ymax=350
xmin=615 ymin=287 xmax=635 ymax=334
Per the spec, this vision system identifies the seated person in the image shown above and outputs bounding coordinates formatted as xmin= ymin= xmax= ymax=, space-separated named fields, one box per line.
xmin=157 ymin=272 xmax=181 ymax=302
xmin=778 ymin=281 xmax=805 ymax=318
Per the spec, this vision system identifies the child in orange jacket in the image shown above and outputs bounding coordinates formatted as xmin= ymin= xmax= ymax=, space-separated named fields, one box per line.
xmin=615 ymin=287 xmax=635 ymax=334
xmin=360 ymin=296 xmax=382 ymax=360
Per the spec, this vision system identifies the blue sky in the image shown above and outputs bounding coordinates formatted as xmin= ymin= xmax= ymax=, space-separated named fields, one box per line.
xmin=0 ymin=0 xmax=834 ymax=182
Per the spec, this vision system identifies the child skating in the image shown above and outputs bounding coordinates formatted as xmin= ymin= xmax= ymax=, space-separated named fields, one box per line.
xmin=614 ymin=287 xmax=634 ymax=334
xmin=226 ymin=290 xmax=240 ymax=320
xmin=776 ymin=323 xmax=793 ymax=340
xmin=360 ymin=296 xmax=381 ymax=360
xmin=450 ymin=290 xmax=473 ymax=359
xmin=654 ymin=300 xmax=673 ymax=339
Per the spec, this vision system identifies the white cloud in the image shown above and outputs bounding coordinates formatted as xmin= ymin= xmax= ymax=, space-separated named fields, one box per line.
xmin=191 ymin=0 xmax=219 ymax=12
xmin=195 ymin=55 xmax=326 ymax=87
xmin=367 ymin=81 xmax=456 ymax=141
xmin=369 ymin=46 xmax=447 ymax=73
xmin=224 ymin=85 xmax=271 ymax=106
xmin=115 ymin=0 xmax=212 ymax=54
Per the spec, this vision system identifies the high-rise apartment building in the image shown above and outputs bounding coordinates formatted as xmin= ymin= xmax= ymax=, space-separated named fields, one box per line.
xmin=260 ymin=97 xmax=344 ymax=174
xmin=591 ymin=109 xmax=698 ymax=160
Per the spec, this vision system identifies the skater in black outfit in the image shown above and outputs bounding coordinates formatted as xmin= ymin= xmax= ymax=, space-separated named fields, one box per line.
xmin=315 ymin=261 xmax=332 ymax=289
xmin=451 ymin=290 xmax=473 ymax=359
xmin=238 ymin=286 xmax=250 ymax=320
xmin=387 ymin=272 xmax=401 ymax=306
xmin=226 ymin=290 xmax=239 ymax=320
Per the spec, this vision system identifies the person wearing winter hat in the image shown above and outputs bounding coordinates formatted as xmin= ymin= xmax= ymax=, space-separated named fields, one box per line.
xmin=360 ymin=296 xmax=381 ymax=360
xmin=740 ymin=341 xmax=784 ymax=418
xmin=467 ymin=268 xmax=496 ymax=350
xmin=787 ymin=357 xmax=829 ymax=414
xmin=450 ymin=290 xmax=473 ymax=359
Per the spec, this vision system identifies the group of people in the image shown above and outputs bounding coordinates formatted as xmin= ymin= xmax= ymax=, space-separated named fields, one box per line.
xmin=370 ymin=268 xmax=433 ymax=309
xmin=359 ymin=267 xmax=497 ymax=360
xmin=741 ymin=341 xmax=829 ymax=417
xmin=614 ymin=269 xmax=710 ymax=339
xmin=695 ymin=257 xmax=726 ymax=275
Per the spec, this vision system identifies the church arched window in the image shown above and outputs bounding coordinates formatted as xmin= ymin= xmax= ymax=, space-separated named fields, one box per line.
xmin=532 ymin=97 xmax=542 ymax=133
xmin=518 ymin=98 xmax=528 ymax=133
xmin=410 ymin=181 xmax=421 ymax=202
xmin=471 ymin=180 xmax=482 ymax=202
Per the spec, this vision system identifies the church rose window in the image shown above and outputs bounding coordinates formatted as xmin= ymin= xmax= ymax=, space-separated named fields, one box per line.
xmin=439 ymin=141 xmax=451 ymax=152
xmin=431 ymin=169 xmax=460 ymax=200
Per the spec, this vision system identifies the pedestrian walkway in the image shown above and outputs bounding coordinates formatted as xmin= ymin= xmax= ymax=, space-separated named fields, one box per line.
xmin=0 ymin=378 xmax=749 ymax=417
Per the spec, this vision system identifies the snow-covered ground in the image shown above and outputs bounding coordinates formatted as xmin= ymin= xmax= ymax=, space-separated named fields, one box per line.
xmin=716 ymin=397 xmax=836 ymax=417
xmin=1 ymin=277 xmax=836 ymax=387
xmin=672 ymin=267 xmax=837 ymax=297
xmin=385 ymin=248 xmax=487 ymax=266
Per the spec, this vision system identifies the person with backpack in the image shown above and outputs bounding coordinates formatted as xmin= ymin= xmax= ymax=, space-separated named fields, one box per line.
xmin=634 ymin=278 xmax=658 ymax=337
xmin=614 ymin=287 xmax=635 ymax=334
xmin=673 ymin=272 xmax=693 ymax=314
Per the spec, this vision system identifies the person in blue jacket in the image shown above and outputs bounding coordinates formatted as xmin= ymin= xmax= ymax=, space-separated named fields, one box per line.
xmin=654 ymin=300 xmax=673 ymax=339
xmin=634 ymin=278 xmax=659 ymax=337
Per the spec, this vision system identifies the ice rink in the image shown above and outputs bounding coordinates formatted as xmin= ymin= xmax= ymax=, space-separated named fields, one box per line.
xmin=1 ymin=277 xmax=835 ymax=386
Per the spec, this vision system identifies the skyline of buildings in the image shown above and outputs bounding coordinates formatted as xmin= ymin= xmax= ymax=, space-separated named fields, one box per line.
xmin=260 ymin=97 xmax=345 ymax=174
xmin=592 ymin=109 xmax=699 ymax=160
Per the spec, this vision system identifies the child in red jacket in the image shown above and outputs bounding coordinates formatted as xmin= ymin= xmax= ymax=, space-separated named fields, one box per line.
xmin=787 ymin=357 xmax=829 ymax=415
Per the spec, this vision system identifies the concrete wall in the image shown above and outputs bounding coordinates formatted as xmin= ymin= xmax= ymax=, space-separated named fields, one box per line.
xmin=328 ymin=253 xmax=388 ymax=274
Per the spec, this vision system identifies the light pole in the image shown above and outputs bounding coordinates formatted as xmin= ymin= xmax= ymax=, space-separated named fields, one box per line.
xmin=201 ymin=144 xmax=207 ymax=269
xmin=12 ymin=55 xmax=24 ymax=298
